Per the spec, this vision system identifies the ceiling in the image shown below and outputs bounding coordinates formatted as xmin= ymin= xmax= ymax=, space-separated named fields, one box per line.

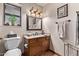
xmin=18 ymin=3 xmax=48 ymax=7
xmin=36 ymin=3 xmax=48 ymax=7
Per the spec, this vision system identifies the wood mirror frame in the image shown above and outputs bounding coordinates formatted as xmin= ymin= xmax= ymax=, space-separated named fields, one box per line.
xmin=26 ymin=16 xmax=42 ymax=30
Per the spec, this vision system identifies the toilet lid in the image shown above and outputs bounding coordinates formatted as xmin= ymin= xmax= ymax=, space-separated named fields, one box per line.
xmin=4 ymin=48 xmax=21 ymax=56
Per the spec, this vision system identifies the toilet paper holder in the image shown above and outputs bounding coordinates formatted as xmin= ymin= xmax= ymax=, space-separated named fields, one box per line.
xmin=24 ymin=44 xmax=28 ymax=48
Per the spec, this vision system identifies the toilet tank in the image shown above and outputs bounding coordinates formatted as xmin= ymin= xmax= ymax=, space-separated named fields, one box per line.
xmin=4 ymin=37 xmax=21 ymax=50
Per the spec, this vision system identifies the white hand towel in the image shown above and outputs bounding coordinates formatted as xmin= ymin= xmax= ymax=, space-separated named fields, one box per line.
xmin=58 ymin=22 xmax=66 ymax=39
xmin=63 ymin=22 xmax=66 ymax=39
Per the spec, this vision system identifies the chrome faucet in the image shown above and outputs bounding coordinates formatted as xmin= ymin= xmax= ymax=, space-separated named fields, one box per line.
xmin=34 ymin=32 xmax=38 ymax=35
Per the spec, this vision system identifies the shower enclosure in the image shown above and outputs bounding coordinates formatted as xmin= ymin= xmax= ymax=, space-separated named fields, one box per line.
xmin=64 ymin=12 xmax=79 ymax=56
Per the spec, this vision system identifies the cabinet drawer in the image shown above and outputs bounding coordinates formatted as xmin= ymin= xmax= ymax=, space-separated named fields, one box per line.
xmin=29 ymin=39 xmax=37 ymax=44
xmin=29 ymin=39 xmax=41 ymax=47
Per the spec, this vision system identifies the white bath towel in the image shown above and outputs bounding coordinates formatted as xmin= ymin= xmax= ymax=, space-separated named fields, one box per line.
xmin=58 ymin=21 xmax=66 ymax=39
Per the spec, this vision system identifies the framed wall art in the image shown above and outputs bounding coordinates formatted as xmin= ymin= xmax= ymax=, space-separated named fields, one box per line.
xmin=4 ymin=3 xmax=21 ymax=26
xmin=57 ymin=4 xmax=68 ymax=19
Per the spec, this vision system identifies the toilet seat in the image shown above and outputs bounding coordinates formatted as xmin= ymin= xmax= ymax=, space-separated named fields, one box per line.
xmin=4 ymin=48 xmax=21 ymax=56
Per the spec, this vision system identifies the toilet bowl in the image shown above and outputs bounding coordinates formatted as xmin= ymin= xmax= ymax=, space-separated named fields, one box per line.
xmin=4 ymin=48 xmax=21 ymax=56
xmin=4 ymin=37 xmax=22 ymax=56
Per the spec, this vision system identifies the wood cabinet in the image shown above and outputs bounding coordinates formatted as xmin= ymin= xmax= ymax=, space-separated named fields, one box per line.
xmin=23 ymin=36 xmax=50 ymax=56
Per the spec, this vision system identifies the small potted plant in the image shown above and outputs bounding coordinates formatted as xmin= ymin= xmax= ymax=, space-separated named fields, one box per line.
xmin=9 ymin=15 xmax=16 ymax=26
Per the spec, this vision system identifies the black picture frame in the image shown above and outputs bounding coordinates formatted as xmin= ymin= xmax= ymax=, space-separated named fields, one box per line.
xmin=3 ymin=3 xmax=21 ymax=26
xmin=57 ymin=4 xmax=68 ymax=19
xmin=27 ymin=16 xmax=42 ymax=30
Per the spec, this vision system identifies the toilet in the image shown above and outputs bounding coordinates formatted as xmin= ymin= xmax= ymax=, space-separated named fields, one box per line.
xmin=4 ymin=37 xmax=21 ymax=56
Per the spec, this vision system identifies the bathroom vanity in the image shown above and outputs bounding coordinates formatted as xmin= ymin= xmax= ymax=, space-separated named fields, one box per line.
xmin=23 ymin=34 xmax=50 ymax=56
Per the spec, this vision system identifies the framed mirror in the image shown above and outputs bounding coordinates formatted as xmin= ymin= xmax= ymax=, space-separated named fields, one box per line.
xmin=27 ymin=16 xmax=42 ymax=30
xmin=4 ymin=3 xmax=21 ymax=26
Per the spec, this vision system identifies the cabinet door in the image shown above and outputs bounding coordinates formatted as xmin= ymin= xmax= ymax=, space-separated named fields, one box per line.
xmin=29 ymin=39 xmax=42 ymax=56
xmin=41 ymin=36 xmax=49 ymax=52
xmin=29 ymin=46 xmax=41 ymax=56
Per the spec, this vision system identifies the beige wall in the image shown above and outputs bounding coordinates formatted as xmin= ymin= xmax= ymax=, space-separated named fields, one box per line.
xmin=43 ymin=3 xmax=79 ymax=55
xmin=0 ymin=3 xmax=43 ymax=54
xmin=0 ymin=3 xmax=43 ymax=38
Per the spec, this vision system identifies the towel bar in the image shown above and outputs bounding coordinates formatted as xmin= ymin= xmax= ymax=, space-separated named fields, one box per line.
xmin=56 ymin=20 xmax=71 ymax=24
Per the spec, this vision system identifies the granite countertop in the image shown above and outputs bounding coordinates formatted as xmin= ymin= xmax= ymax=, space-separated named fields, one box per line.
xmin=24 ymin=34 xmax=50 ymax=39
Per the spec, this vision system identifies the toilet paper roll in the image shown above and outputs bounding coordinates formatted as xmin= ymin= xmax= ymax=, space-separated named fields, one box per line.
xmin=24 ymin=44 xmax=28 ymax=48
